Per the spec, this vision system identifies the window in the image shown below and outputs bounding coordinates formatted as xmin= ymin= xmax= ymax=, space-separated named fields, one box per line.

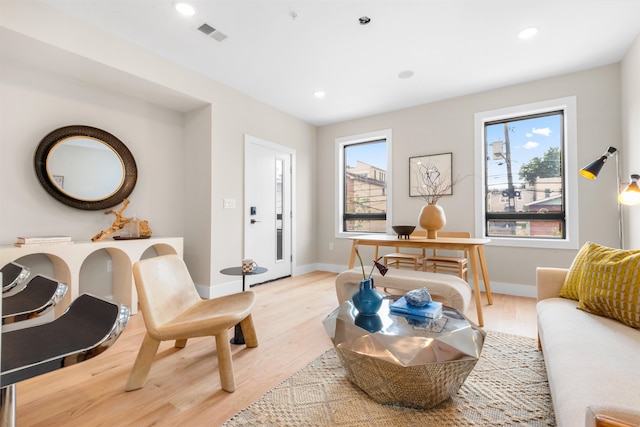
xmin=336 ymin=129 xmax=392 ymax=236
xmin=474 ymin=98 xmax=579 ymax=249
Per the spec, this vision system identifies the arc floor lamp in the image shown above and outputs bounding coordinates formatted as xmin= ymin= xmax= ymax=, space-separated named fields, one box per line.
xmin=579 ymin=146 xmax=640 ymax=248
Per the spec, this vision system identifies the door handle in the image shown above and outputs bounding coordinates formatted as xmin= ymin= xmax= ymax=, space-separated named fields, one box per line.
xmin=251 ymin=219 xmax=261 ymax=224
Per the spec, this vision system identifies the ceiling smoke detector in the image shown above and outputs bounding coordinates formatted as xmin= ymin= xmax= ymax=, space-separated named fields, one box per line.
xmin=198 ymin=23 xmax=227 ymax=41
xmin=359 ymin=16 xmax=371 ymax=25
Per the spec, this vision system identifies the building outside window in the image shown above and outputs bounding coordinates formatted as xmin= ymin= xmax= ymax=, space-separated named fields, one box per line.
xmin=336 ymin=130 xmax=392 ymax=236
xmin=475 ymin=97 xmax=578 ymax=249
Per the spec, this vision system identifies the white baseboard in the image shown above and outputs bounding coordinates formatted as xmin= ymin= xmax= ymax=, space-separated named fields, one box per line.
xmin=293 ymin=263 xmax=318 ymax=276
xmin=196 ymin=264 xmax=537 ymax=300
xmin=196 ymin=280 xmax=240 ymax=299
xmin=196 ymin=263 xmax=320 ymax=299
xmin=315 ymin=263 xmax=347 ymax=273
xmin=316 ymin=263 xmax=537 ymax=299
xmin=486 ymin=280 xmax=536 ymax=298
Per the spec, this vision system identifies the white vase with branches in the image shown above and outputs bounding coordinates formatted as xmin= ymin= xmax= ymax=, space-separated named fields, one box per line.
xmin=413 ymin=162 xmax=460 ymax=204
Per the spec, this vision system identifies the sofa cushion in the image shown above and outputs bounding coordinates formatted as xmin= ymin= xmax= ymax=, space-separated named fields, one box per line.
xmin=577 ymin=244 xmax=640 ymax=329
xmin=559 ymin=241 xmax=591 ymax=300
xmin=537 ymin=297 xmax=640 ymax=426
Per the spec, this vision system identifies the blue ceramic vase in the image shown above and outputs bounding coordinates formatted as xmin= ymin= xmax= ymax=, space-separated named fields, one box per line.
xmin=352 ymin=277 xmax=383 ymax=315
xmin=355 ymin=313 xmax=383 ymax=332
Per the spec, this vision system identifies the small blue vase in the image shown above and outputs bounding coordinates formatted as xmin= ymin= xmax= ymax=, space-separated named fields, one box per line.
xmin=355 ymin=313 xmax=383 ymax=332
xmin=352 ymin=278 xmax=383 ymax=315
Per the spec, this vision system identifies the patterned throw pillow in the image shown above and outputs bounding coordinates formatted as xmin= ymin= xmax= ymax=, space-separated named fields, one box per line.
xmin=577 ymin=244 xmax=640 ymax=329
xmin=559 ymin=242 xmax=592 ymax=300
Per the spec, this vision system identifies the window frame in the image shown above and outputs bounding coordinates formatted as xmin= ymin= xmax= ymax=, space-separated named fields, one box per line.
xmin=474 ymin=97 xmax=579 ymax=249
xmin=335 ymin=129 xmax=393 ymax=238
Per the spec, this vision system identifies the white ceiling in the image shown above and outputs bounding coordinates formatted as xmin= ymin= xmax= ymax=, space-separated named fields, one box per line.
xmin=36 ymin=0 xmax=640 ymax=126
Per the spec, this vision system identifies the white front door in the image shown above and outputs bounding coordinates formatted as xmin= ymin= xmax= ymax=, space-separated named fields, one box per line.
xmin=244 ymin=135 xmax=293 ymax=285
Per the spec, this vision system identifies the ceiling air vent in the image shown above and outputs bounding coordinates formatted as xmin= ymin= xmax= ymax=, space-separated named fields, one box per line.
xmin=198 ymin=23 xmax=227 ymax=42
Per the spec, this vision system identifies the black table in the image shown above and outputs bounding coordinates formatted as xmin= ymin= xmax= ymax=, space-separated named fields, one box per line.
xmin=220 ymin=266 xmax=267 ymax=344
xmin=220 ymin=266 xmax=268 ymax=292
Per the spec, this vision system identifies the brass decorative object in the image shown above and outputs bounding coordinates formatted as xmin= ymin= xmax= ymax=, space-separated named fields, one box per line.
xmin=91 ymin=199 xmax=152 ymax=241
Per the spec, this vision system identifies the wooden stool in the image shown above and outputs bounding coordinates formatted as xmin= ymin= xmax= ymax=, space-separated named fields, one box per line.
xmin=382 ymin=230 xmax=426 ymax=271
xmin=423 ymin=231 xmax=470 ymax=281
xmin=383 ymin=252 xmax=424 ymax=270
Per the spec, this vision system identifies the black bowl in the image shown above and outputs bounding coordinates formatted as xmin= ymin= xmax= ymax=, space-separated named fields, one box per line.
xmin=392 ymin=225 xmax=415 ymax=238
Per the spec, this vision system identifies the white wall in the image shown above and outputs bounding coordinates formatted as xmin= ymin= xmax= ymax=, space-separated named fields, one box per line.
xmin=0 ymin=59 xmax=185 ymax=242
xmin=317 ymin=65 xmax=623 ymax=296
xmin=0 ymin=0 xmax=317 ymax=294
xmin=621 ymin=34 xmax=640 ymax=250
xmin=1 ymin=0 xmax=634 ymax=300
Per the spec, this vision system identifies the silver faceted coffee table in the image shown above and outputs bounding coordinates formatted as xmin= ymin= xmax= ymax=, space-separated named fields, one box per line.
xmin=323 ymin=298 xmax=485 ymax=409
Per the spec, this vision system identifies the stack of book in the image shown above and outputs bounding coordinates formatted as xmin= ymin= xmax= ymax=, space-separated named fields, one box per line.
xmin=390 ymin=297 xmax=443 ymax=320
xmin=15 ymin=236 xmax=73 ymax=247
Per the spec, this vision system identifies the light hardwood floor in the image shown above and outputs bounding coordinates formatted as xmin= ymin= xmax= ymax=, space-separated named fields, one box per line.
xmin=10 ymin=271 xmax=538 ymax=426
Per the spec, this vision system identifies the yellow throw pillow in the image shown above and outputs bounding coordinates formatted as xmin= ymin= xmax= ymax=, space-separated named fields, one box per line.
xmin=559 ymin=242 xmax=592 ymax=300
xmin=577 ymin=244 xmax=640 ymax=329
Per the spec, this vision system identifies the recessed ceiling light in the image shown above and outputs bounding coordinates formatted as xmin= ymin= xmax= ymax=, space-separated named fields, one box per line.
xmin=518 ymin=27 xmax=538 ymax=40
xmin=314 ymin=91 xmax=326 ymax=99
xmin=398 ymin=70 xmax=414 ymax=79
xmin=176 ymin=2 xmax=196 ymax=16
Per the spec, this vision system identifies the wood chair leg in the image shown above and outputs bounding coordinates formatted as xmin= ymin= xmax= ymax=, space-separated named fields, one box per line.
xmin=215 ymin=333 xmax=235 ymax=392
xmin=175 ymin=339 xmax=188 ymax=348
xmin=125 ymin=333 xmax=161 ymax=391
xmin=240 ymin=314 xmax=259 ymax=348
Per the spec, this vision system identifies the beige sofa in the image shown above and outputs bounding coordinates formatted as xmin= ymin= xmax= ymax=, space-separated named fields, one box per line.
xmin=536 ymin=267 xmax=640 ymax=427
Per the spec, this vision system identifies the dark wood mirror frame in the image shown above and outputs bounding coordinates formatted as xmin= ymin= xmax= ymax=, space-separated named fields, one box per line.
xmin=34 ymin=125 xmax=137 ymax=210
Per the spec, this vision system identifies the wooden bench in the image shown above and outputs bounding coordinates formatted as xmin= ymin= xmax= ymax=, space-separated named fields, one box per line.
xmin=335 ymin=267 xmax=472 ymax=315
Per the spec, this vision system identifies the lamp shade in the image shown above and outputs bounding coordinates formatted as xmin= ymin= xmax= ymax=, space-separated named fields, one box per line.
xmin=618 ymin=174 xmax=640 ymax=206
xmin=579 ymin=146 xmax=617 ymax=179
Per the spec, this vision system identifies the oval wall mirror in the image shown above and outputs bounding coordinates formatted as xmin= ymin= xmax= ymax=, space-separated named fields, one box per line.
xmin=34 ymin=125 xmax=137 ymax=210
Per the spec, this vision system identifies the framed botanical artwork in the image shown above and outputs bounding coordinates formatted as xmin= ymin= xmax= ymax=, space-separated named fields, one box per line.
xmin=409 ymin=152 xmax=453 ymax=202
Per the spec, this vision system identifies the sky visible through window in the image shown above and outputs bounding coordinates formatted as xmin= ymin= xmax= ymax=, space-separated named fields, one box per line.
xmin=345 ymin=140 xmax=386 ymax=170
xmin=343 ymin=116 xmax=561 ymax=190
xmin=485 ymin=114 xmax=562 ymax=190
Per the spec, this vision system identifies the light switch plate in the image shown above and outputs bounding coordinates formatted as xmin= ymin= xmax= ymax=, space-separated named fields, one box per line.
xmin=223 ymin=198 xmax=236 ymax=209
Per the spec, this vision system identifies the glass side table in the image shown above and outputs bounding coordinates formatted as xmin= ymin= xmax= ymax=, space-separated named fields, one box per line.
xmin=220 ymin=266 xmax=267 ymax=344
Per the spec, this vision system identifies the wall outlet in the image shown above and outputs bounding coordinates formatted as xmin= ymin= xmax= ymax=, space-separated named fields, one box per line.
xmin=106 ymin=260 xmax=113 ymax=272
xmin=329 ymin=242 xmax=334 ymax=250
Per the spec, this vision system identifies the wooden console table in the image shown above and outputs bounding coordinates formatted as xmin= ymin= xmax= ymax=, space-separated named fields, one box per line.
xmin=348 ymin=234 xmax=492 ymax=326
xmin=0 ymin=237 xmax=183 ymax=315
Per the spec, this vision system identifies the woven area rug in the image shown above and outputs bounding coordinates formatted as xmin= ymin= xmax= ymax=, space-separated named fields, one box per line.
xmin=223 ymin=331 xmax=555 ymax=426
